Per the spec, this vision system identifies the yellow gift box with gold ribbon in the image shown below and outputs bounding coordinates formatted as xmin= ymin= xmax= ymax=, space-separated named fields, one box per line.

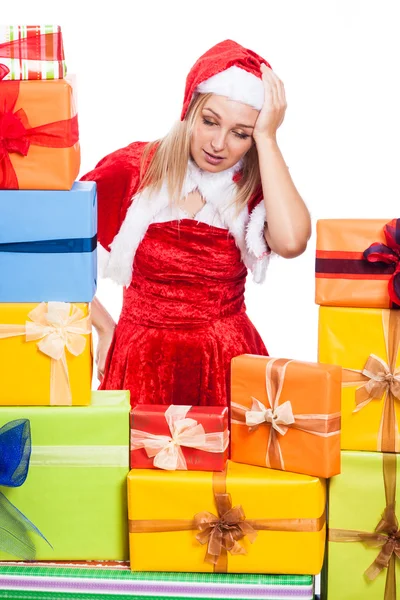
xmin=318 ymin=306 xmax=400 ymax=452
xmin=128 ymin=461 xmax=326 ymax=574
xmin=0 ymin=302 xmax=92 ymax=406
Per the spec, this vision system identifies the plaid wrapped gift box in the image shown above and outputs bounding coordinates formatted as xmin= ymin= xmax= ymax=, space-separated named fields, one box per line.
xmin=0 ymin=25 xmax=66 ymax=80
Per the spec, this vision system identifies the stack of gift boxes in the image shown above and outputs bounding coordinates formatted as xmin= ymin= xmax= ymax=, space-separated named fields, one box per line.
xmin=0 ymin=25 xmax=131 ymax=564
xmin=316 ymin=218 xmax=400 ymax=600
xmin=0 ymin=23 xmax=371 ymax=600
xmin=127 ymin=353 xmax=342 ymax=598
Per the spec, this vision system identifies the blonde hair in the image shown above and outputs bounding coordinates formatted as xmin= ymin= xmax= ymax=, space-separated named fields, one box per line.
xmin=139 ymin=93 xmax=261 ymax=212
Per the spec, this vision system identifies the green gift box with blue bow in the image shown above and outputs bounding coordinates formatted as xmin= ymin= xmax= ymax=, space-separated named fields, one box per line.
xmin=0 ymin=391 xmax=130 ymax=561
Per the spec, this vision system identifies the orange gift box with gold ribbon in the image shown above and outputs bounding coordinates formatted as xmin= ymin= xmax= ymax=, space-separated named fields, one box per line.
xmin=319 ymin=306 xmax=400 ymax=452
xmin=0 ymin=78 xmax=80 ymax=190
xmin=0 ymin=301 xmax=92 ymax=405
xmin=315 ymin=218 xmax=400 ymax=309
xmin=230 ymin=355 xmax=341 ymax=478
xmin=128 ymin=461 xmax=326 ymax=574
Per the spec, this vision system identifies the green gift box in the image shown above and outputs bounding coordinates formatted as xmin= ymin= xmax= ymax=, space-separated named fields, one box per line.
xmin=326 ymin=451 xmax=400 ymax=599
xmin=0 ymin=391 xmax=130 ymax=561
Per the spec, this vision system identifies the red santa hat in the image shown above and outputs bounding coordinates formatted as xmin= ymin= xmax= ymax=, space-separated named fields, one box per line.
xmin=181 ymin=39 xmax=272 ymax=120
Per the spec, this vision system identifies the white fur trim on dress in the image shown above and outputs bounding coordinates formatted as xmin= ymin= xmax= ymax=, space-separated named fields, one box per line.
xmin=246 ymin=200 xmax=270 ymax=284
xmin=196 ymin=66 xmax=264 ymax=110
xmin=102 ymin=159 xmax=270 ymax=286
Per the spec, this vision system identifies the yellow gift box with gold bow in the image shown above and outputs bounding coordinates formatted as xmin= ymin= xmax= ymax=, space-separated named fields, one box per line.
xmin=0 ymin=302 xmax=92 ymax=406
xmin=128 ymin=461 xmax=326 ymax=574
xmin=318 ymin=306 xmax=400 ymax=452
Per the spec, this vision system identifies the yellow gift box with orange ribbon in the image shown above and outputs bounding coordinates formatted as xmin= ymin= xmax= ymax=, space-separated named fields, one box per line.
xmin=0 ymin=302 xmax=92 ymax=406
xmin=318 ymin=306 xmax=400 ymax=452
xmin=128 ymin=461 xmax=326 ymax=574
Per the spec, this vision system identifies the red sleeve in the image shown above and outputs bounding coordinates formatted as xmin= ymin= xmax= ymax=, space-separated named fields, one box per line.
xmin=80 ymin=141 xmax=149 ymax=251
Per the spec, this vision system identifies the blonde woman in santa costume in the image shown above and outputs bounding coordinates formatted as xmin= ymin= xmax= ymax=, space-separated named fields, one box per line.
xmin=82 ymin=40 xmax=311 ymax=408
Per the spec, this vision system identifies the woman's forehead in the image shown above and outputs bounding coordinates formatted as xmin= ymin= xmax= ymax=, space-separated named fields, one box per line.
xmin=203 ymin=94 xmax=259 ymax=124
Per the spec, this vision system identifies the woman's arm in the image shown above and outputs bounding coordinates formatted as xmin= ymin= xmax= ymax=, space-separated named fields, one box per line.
xmin=253 ymin=64 xmax=311 ymax=259
xmin=91 ymin=296 xmax=117 ymax=381
xmin=92 ymin=296 xmax=116 ymax=334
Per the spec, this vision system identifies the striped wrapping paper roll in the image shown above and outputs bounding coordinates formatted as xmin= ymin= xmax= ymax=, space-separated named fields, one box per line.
xmin=0 ymin=562 xmax=315 ymax=599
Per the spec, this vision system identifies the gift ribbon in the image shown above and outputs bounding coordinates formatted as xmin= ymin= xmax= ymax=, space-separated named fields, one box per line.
xmin=0 ymin=302 xmax=91 ymax=406
xmin=231 ymin=358 xmax=341 ymax=470
xmin=29 ymin=445 xmax=129 ymax=468
xmin=342 ymin=310 xmax=400 ymax=452
xmin=131 ymin=405 xmax=229 ymax=470
xmin=364 ymin=219 xmax=400 ymax=306
xmin=0 ymin=419 xmax=50 ymax=559
xmin=129 ymin=466 xmax=326 ymax=573
xmin=329 ymin=453 xmax=400 ymax=600
xmin=0 ymin=235 xmax=97 ymax=254
xmin=0 ymin=81 xmax=78 ymax=189
xmin=0 ymin=32 xmax=65 ymax=81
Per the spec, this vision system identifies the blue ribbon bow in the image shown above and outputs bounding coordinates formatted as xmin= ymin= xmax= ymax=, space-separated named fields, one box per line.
xmin=0 ymin=419 xmax=50 ymax=559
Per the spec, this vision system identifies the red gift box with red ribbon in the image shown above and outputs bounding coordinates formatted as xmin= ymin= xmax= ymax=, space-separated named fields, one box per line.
xmin=130 ymin=405 xmax=229 ymax=471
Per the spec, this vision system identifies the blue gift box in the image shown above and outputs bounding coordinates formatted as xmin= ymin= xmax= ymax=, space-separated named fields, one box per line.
xmin=0 ymin=182 xmax=97 ymax=302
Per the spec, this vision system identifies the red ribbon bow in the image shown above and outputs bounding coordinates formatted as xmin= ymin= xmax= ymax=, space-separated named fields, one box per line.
xmin=364 ymin=219 xmax=400 ymax=306
xmin=0 ymin=81 xmax=78 ymax=189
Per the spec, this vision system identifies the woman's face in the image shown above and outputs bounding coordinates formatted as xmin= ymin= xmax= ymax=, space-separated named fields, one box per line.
xmin=190 ymin=94 xmax=259 ymax=172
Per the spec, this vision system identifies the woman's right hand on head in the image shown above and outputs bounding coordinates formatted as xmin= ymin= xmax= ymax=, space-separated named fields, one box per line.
xmin=96 ymin=326 xmax=116 ymax=382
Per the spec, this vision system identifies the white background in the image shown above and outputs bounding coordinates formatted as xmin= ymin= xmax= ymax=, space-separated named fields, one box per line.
xmin=5 ymin=0 xmax=400 ymax=384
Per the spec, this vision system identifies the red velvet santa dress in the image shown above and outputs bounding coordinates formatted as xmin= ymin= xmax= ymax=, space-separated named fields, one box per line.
xmin=82 ymin=40 xmax=272 ymax=407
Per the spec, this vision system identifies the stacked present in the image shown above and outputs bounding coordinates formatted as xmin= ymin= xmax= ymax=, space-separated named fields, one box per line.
xmin=316 ymin=218 xmax=400 ymax=599
xmin=127 ymin=358 xmax=341 ymax=598
xmin=0 ymin=23 xmax=349 ymax=600
xmin=0 ymin=25 xmax=130 ymax=565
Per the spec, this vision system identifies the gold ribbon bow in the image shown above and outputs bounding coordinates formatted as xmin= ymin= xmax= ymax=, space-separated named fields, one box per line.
xmin=231 ymin=358 xmax=341 ymax=470
xmin=129 ymin=467 xmax=326 ymax=572
xmin=0 ymin=302 xmax=91 ymax=405
xmin=194 ymin=492 xmax=258 ymax=566
xmin=329 ymin=454 xmax=400 ymax=600
xmin=342 ymin=310 xmax=400 ymax=452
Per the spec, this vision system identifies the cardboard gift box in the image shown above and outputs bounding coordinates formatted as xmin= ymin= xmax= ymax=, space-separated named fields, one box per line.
xmin=0 ymin=182 xmax=97 ymax=302
xmin=326 ymin=451 xmax=400 ymax=600
xmin=0 ymin=391 xmax=130 ymax=561
xmin=128 ymin=460 xmax=326 ymax=574
xmin=0 ymin=562 xmax=315 ymax=599
xmin=130 ymin=404 xmax=229 ymax=471
xmin=0 ymin=25 xmax=66 ymax=81
xmin=0 ymin=78 xmax=79 ymax=190
xmin=315 ymin=218 xmax=400 ymax=309
xmin=0 ymin=302 xmax=92 ymax=406
xmin=319 ymin=306 xmax=400 ymax=452
xmin=230 ymin=355 xmax=341 ymax=478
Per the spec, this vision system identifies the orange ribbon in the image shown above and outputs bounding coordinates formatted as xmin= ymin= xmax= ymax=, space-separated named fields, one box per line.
xmin=231 ymin=358 xmax=341 ymax=470
xmin=342 ymin=310 xmax=400 ymax=452
xmin=329 ymin=454 xmax=400 ymax=600
xmin=129 ymin=467 xmax=325 ymax=572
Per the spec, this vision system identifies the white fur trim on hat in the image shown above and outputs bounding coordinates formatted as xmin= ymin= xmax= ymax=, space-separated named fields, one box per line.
xmin=196 ymin=65 xmax=264 ymax=110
